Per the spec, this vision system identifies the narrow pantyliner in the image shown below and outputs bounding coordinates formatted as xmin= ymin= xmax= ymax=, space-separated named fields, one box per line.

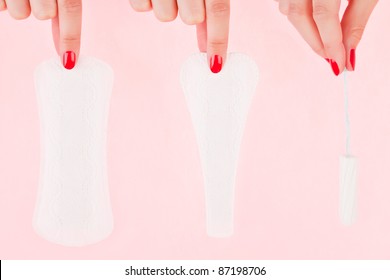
xmin=33 ymin=57 xmax=114 ymax=246
xmin=181 ymin=53 xmax=259 ymax=237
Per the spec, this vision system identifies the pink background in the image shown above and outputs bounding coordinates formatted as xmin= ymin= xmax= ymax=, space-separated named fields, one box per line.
xmin=1 ymin=0 xmax=390 ymax=259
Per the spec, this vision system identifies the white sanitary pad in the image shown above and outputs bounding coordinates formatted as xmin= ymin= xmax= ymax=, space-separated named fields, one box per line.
xmin=180 ymin=53 xmax=259 ymax=237
xmin=33 ymin=57 xmax=114 ymax=246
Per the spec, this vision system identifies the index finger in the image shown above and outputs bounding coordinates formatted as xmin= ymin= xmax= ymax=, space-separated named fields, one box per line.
xmin=341 ymin=0 xmax=378 ymax=71
xmin=312 ymin=0 xmax=345 ymax=75
xmin=205 ymin=0 xmax=230 ymax=74
xmin=57 ymin=0 xmax=82 ymax=70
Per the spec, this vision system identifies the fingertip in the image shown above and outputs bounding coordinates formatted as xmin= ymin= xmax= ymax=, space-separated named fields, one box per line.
xmin=59 ymin=36 xmax=81 ymax=69
xmin=342 ymin=33 xmax=358 ymax=72
xmin=209 ymin=53 xmax=224 ymax=74
xmin=181 ymin=13 xmax=205 ymax=25
xmin=345 ymin=48 xmax=356 ymax=71
xmin=328 ymin=55 xmax=348 ymax=76
xmin=0 ymin=1 xmax=6 ymax=11
xmin=8 ymin=9 xmax=31 ymax=20
xmin=178 ymin=2 xmax=205 ymax=26
xmin=324 ymin=42 xmax=346 ymax=76
xmin=154 ymin=10 xmax=178 ymax=22
xmin=33 ymin=8 xmax=57 ymax=20
xmin=62 ymin=50 xmax=77 ymax=70
xmin=329 ymin=59 xmax=341 ymax=76
xmin=129 ymin=0 xmax=152 ymax=12
xmin=208 ymin=40 xmax=228 ymax=74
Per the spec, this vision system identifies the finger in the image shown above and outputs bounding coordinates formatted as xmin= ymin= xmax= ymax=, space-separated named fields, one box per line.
xmin=0 ymin=0 xmax=7 ymax=11
xmin=30 ymin=0 xmax=57 ymax=20
xmin=205 ymin=0 xmax=230 ymax=74
xmin=196 ymin=21 xmax=207 ymax=52
xmin=129 ymin=0 xmax=152 ymax=12
xmin=312 ymin=0 xmax=345 ymax=76
xmin=57 ymin=0 xmax=82 ymax=70
xmin=177 ymin=0 xmax=205 ymax=25
xmin=52 ymin=16 xmax=60 ymax=55
xmin=279 ymin=0 xmax=326 ymax=57
xmin=341 ymin=0 xmax=378 ymax=71
xmin=4 ymin=0 xmax=31 ymax=19
xmin=150 ymin=0 xmax=178 ymax=22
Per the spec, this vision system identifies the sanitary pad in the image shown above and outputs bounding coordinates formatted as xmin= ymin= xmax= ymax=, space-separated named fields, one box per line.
xmin=33 ymin=57 xmax=114 ymax=246
xmin=180 ymin=53 xmax=259 ymax=237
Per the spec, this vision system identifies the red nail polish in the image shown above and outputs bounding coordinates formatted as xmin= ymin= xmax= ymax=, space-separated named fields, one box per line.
xmin=210 ymin=55 xmax=223 ymax=74
xmin=325 ymin=58 xmax=330 ymax=63
xmin=63 ymin=51 xmax=76 ymax=70
xmin=330 ymin=59 xmax=340 ymax=76
xmin=350 ymin=49 xmax=356 ymax=71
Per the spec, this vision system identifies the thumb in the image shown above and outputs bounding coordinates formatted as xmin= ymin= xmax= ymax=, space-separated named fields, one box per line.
xmin=341 ymin=0 xmax=378 ymax=71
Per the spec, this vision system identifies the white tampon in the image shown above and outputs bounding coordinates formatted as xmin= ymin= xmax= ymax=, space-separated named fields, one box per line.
xmin=33 ymin=57 xmax=114 ymax=246
xmin=180 ymin=53 xmax=259 ymax=237
xmin=339 ymin=155 xmax=358 ymax=225
xmin=339 ymin=71 xmax=358 ymax=226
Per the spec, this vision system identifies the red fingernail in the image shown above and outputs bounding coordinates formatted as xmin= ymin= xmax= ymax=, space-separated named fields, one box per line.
xmin=330 ymin=59 xmax=340 ymax=76
xmin=210 ymin=55 xmax=223 ymax=74
xmin=350 ymin=49 xmax=356 ymax=71
xmin=63 ymin=51 xmax=76 ymax=70
xmin=325 ymin=58 xmax=330 ymax=63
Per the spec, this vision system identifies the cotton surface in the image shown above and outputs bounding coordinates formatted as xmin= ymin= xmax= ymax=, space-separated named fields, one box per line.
xmin=181 ymin=53 xmax=259 ymax=237
xmin=33 ymin=57 xmax=114 ymax=247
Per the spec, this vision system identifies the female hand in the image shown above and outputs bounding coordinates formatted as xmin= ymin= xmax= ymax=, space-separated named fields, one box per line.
xmin=0 ymin=0 xmax=82 ymax=70
xmin=129 ymin=0 xmax=230 ymax=74
xmin=276 ymin=0 xmax=378 ymax=75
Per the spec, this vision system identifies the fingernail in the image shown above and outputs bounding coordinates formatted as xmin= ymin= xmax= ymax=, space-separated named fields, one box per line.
xmin=350 ymin=49 xmax=356 ymax=71
xmin=62 ymin=51 xmax=76 ymax=70
xmin=330 ymin=59 xmax=340 ymax=76
xmin=325 ymin=58 xmax=330 ymax=63
xmin=210 ymin=55 xmax=223 ymax=74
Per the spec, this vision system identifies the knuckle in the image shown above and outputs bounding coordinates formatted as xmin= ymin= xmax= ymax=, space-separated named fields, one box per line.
xmin=61 ymin=0 xmax=81 ymax=14
xmin=286 ymin=2 xmax=306 ymax=17
xmin=209 ymin=1 xmax=230 ymax=17
xmin=209 ymin=40 xmax=228 ymax=51
xmin=312 ymin=2 xmax=332 ymax=19
xmin=61 ymin=35 xmax=80 ymax=45
xmin=349 ymin=26 xmax=365 ymax=42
